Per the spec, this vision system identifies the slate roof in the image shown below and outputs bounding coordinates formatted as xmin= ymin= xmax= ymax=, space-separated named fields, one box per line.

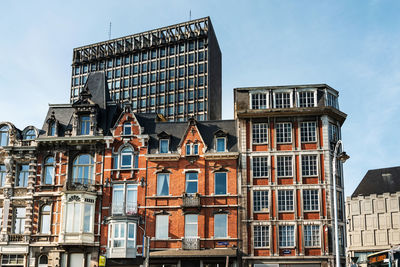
xmin=40 ymin=71 xmax=119 ymax=137
xmin=134 ymin=114 xmax=238 ymax=154
xmin=351 ymin=166 xmax=400 ymax=197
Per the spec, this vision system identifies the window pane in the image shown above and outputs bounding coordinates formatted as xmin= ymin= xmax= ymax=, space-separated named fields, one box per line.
xmin=216 ymin=138 xmax=225 ymax=152
xmin=185 ymin=172 xmax=198 ymax=194
xmin=214 ymin=214 xmax=227 ymax=238
xmin=215 ymin=173 xmax=226 ymax=195
xmin=185 ymin=214 xmax=198 ymax=237
xmin=156 ymin=215 xmax=168 ymax=239
xmin=83 ymin=204 xmax=92 ymax=233
xmin=157 ymin=174 xmax=169 ymax=196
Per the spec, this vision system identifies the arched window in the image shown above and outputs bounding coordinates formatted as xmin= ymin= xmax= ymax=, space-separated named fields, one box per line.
xmin=39 ymin=255 xmax=48 ymax=267
xmin=120 ymin=147 xmax=134 ymax=169
xmin=43 ymin=157 xmax=54 ymax=185
xmin=0 ymin=125 xmax=9 ymax=146
xmin=24 ymin=129 xmax=36 ymax=140
xmin=40 ymin=205 xmax=51 ymax=234
xmin=72 ymin=154 xmax=94 ymax=185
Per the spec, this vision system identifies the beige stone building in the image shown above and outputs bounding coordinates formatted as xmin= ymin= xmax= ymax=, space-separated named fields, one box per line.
xmin=346 ymin=166 xmax=400 ymax=266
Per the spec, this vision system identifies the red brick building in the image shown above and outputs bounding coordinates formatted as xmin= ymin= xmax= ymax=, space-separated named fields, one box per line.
xmin=234 ymin=84 xmax=347 ymax=267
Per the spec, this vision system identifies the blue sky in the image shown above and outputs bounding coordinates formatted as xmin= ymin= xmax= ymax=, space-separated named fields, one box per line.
xmin=1 ymin=0 xmax=399 ymax=196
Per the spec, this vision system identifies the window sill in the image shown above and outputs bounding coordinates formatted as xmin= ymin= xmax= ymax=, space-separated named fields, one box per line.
xmin=253 ymin=176 xmax=269 ymax=179
xmin=277 ymin=210 xmax=295 ymax=213
xmin=300 ymin=141 xmax=317 ymax=144
xmin=252 ymin=143 xmax=268 ymax=145
xmin=276 ymin=142 xmax=293 ymax=145
xmin=253 ymin=210 xmax=269 ymax=214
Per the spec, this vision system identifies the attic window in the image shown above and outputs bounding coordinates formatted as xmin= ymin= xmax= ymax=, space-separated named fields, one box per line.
xmin=186 ymin=143 xmax=199 ymax=155
xmin=0 ymin=126 xmax=9 ymax=146
xmin=80 ymin=116 xmax=90 ymax=135
xmin=24 ymin=129 xmax=36 ymax=140
xmin=159 ymin=139 xmax=169 ymax=154
xmin=123 ymin=122 xmax=132 ymax=135
xmin=49 ymin=123 xmax=56 ymax=136
xmin=216 ymin=138 xmax=226 ymax=152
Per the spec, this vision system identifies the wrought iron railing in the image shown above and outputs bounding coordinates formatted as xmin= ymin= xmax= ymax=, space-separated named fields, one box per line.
xmin=182 ymin=193 xmax=200 ymax=208
xmin=112 ymin=203 xmax=138 ymax=216
xmin=182 ymin=237 xmax=200 ymax=250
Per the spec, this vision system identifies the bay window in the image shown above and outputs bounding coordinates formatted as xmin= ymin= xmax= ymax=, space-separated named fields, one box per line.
xmin=65 ymin=195 xmax=95 ymax=234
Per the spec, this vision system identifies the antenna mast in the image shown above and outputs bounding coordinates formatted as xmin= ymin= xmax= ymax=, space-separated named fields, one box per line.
xmin=108 ymin=22 xmax=112 ymax=40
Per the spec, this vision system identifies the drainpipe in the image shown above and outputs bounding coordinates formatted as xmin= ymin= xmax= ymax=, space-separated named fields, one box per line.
xmin=143 ymin=157 xmax=149 ymax=267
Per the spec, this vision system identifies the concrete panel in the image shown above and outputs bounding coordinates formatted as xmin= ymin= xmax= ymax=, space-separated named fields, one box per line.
xmin=351 ymin=233 xmax=362 ymax=246
xmin=389 ymin=229 xmax=400 ymax=244
xmin=392 ymin=212 xmax=400 ymax=228
xmin=363 ymin=231 xmax=375 ymax=246
xmin=375 ymin=230 xmax=388 ymax=246
xmin=388 ymin=197 xmax=399 ymax=211
xmin=351 ymin=201 xmax=360 ymax=215
xmin=365 ymin=214 xmax=377 ymax=230
xmin=362 ymin=200 xmax=373 ymax=214
xmin=374 ymin=199 xmax=386 ymax=213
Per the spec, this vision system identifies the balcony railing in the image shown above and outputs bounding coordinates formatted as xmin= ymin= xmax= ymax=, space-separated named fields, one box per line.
xmin=182 ymin=193 xmax=200 ymax=208
xmin=182 ymin=237 xmax=200 ymax=250
xmin=9 ymin=234 xmax=27 ymax=242
xmin=112 ymin=203 xmax=138 ymax=216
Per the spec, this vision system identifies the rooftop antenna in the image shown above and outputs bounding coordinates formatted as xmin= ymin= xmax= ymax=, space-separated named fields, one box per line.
xmin=108 ymin=22 xmax=112 ymax=40
xmin=189 ymin=10 xmax=191 ymax=21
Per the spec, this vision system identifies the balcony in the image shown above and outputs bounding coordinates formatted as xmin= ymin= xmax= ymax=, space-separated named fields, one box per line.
xmin=68 ymin=179 xmax=96 ymax=192
xmin=182 ymin=193 xmax=201 ymax=208
xmin=8 ymin=234 xmax=28 ymax=242
xmin=182 ymin=237 xmax=200 ymax=250
xmin=112 ymin=203 xmax=138 ymax=217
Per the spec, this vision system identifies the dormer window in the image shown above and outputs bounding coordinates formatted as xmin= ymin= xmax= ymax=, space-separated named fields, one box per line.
xmin=80 ymin=116 xmax=90 ymax=135
xmin=185 ymin=143 xmax=199 ymax=155
xmin=274 ymin=92 xmax=291 ymax=108
xmin=48 ymin=122 xmax=56 ymax=136
xmin=159 ymin=139 xmax=169 ymax=154
xmin=0 ymin=125 xmax=9 ymax=146
xmin=327 ymin=93 xmax=338 ymax=109
xmin=216 ymin=138 xmax=226 ymax=152
xmin=123 ymin=122 xmax=132 ymax=135
xmin=251 ymin=93 xmax=268 ymax=109
xmin=298 ymin=91 xmax=316 ymax=107
xmin=24 ymin=129 xmax=36 ymax=140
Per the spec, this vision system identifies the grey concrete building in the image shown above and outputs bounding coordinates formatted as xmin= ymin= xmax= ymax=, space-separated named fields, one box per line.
xmin=70 ymin=17 xmax=221 ymax=122
xmin=346 ymin=166 xmax=400 ymax=266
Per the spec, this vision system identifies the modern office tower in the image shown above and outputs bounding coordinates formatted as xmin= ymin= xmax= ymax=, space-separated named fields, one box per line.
xmin=70 ymin=17 xmax=221 ymax=121
xmin=234 ymin=84 xmax=347 ymax=267
xmin=346 ymin=166 xmax=400 ymax=267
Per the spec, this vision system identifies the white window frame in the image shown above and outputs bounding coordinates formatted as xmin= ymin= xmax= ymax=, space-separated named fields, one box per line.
xmin=214 ymin=214 xmax=228 ymax=238
xmin=0 ymin=125 xmax=9 ymax=146
xmin=156 ymin=215 xmax=169 ymax=239
xmin=112 ymin=184 xmax=138 ymax=215
xmin=13 ymin=207 xmax=26 ymax=234
xmin=185 ymin=143 xmax=199 ymax=155
xmin=253 ymin=190 xmax=269 ymax=212
xmin=252 ymin=156 xmax=269 ymax=178
xmin=250 ymin=92 xmax=268 ymax=109
xmin=40 ymin=205 xmax=51 ymax=234
xmin=301 ymin=155 xmax=318 ymax=176
xmin=303 ymin=189 xmax=319 ymax=211
xmin=278 ymin=190 xmax=294 ymax=211
xmin=65 ymin=195 xmax=95 ymax=234
xmin=276 ymin=156 xmax=293 ymax=177
xmin=43 ymin=156 xmax=55 ymax=185
xmin=300 ymin=121 xmax=317 ymax=143
xmin=79 ymin=115 xmax=91 ymax=135
xmin=252 ymin=123 xmax=268 ymax=144
xmin=276 ymin=122 xmax=292 ymax=143
xmin=184 ymin=214 xmax=198 ymax=238
xmin=72 ymin=154 xmax=94 ymax=185
xmin=273 ymin=91 xmax=292 ymax=108
xmin=123 ymin=122 xmax=132 ymax=135
xmin=159 ymin=139 xmax=169 ymax=153
xmin=278 ymin=225 xmax=295 ymax=247
xmin=297 ymin=90 xmax=316 ymax=108
xmin=253 ymin=225 xmax=269 ymax=248
xmin=108 ymin=222 xmax=136 ymax=249
xmin=157 ymin=173 xmax=170 ymax=196
xmin=304 ymin=224 xmax=321 ymax=247
xmin=185 ymin=172 xmax=198 ymax=194
xmin=216 ymin=137 xmax=226 ymax=152
xmin=120 ymin=146 xmax=134 ymax=169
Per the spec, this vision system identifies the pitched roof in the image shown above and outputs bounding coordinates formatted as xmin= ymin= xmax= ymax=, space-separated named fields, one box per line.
xmin=351 ymin=166 xmax=400 ymax=197
xmin=134 ymin=114 xmax=238 ymax=154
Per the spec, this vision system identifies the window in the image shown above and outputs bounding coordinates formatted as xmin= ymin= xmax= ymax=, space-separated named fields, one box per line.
xmin=112 ymin=184 xmax=138 ymax=215
xmin=216 ymin=138 xmax=226 ymax=152
xmin=13 ymin=207 xmax=26 ymax=234
xmin=252 ymin=123 xmax=268 ymax=144
xmin=300 ymin=122 xmax=316 ymax=142
xmin=252 ymin=157 xmax=268 ymax=178
xmin=1 ymin=255 xmax=24 ymax=266
xmin=327 ymin=93 xmax=338 ymax=108
xmin=186 ymin=143 xmax=199 ymax=155
xmin=215 ymin=173 xmax=227 ymax=195
xmin=254 ymin=225 xmax=269 ymax=247
xmin=253 ymin=191 xmax=269 ymax=212
xmin=159 ymin=139 xmax=169 ymax=153
xmin=110 ymin=222 xmax=136 ymax=248
xmin=157 ymin=173 xmax=169 ymax=196
xmin=17 ymin=165 xmax=29 ymax=187
xmin=113 ymin=223 xmax=126 ymax=247
xmin=156 ymin=215 xmax=168 ymax=239
xmin=79 ymin=116 xmax=90 ymax=135
xmin=278 ymin=190 xmax=294 ymax=211
xmin=123 ymin=123 xmax=131 ymax=135
xmin=185 ymin=214 xmax=198 ymax=237
xmin=276 ymin=122 xmax=292 ymax=143
xmin=43 ymin=157 xmax=54 ymax=185
xmin=299 ymin=91 xmax=315 ymax=107
xmin=277 ymin=156 xmax=292 ymax=177
xmin=275 ymin=92 xmax=291 ymax=108
xmin=338 ymin=191 xmax=344 ymax=220
xmin=328 ymin=123 xmax=338 ymax=143
xmin=40 ymin=205 xmax=51 ymax=234
xmin=24 ymin=129 xmax=36 ymax=140
xmin=279 ymin=225 xmax=295 ymax=247
xmin=304 ymin=225 xmax=320 ymax=246
xmin=49 ymin=123 xmax=56 ymax=136
xmin=185 ymin=172 xmax=198 ymax=194
xmin=303 ymin=189 xmax=319 ymax=211
xmin=120 ymin=147 xmax=134 ymax=169
xmin=0 ymin=126 xmax=9 ymax=146
xmin=302 ymin=155 xmax=318 ymax=176
xmin=0 ymin=165 xmax=6 ymax=187
xmin=39 ymin=255 xmax=48 ymax=267
xmin=72 ymin=154 xmax=94 ymax=185
xmin=251 ymin=93 xmax=268 ymax=109
xmin=214 ymin=214 xmax=227 ymax=238
xmin=66 ymin=197 xmax=94 ymax=233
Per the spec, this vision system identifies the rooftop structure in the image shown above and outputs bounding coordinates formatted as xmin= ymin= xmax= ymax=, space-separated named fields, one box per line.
xmin=70 ymin=17 xmax=221 ymax=122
